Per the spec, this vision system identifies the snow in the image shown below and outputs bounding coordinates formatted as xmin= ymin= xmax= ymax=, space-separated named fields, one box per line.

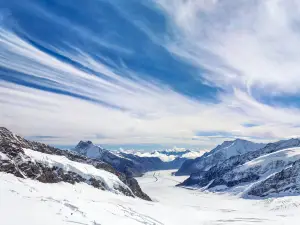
xmin=23 ymin=148 xmax=131 ymax=194
xmin=181 ymin=150 xmax=207 ymax=159
xmin=243 ymin=147 xmax=300 ymax=169
xmin=0 ymin=152 xmax=9 ymax=160
xmin=203 ymin=147 xmax=300 ymax=196
xmin=178 ymin=139 xmax=266 ymax=174
xmin=134 ymin=151 xmax=177 ymax=162
xmin=121 ymin=147 xmax=206 ymax=162
xmin=76 ymin=143 xmax=106 ymax=159
xmin=227 ymin=146 xmax=300 ymax=182
xmin=208 ymin=139 xmax=266 ymax=159
xmin=1 ymin=170 xmax=298 ymax=225
xmin=85 ymin=145 xmax=105 ymax=158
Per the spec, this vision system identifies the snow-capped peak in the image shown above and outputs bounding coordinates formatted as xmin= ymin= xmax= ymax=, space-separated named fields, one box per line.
xmin=176 ymin=139 xmax=266 ymax=175
xmin=208 ymin=139 xmax=266 ymax=158
xmin=74 ymin=140 xmax=106 ymax=158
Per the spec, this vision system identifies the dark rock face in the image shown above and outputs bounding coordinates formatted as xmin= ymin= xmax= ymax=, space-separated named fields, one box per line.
xmin=175 ymin=159 xmax=199 ymax=176
xmin=119 ymin=152 xmax=187 ymax=171
xmin=248 ymin=160 xmax=300 ymax=197
xmin=0 ymin=127 xmax=151 ymax=201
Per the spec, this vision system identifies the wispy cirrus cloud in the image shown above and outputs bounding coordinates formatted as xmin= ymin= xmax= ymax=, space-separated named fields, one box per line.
xmin=156 ymin=0 xmax=300 ymax=95
xmin=1 ymin=0 xmax=300 ymax=150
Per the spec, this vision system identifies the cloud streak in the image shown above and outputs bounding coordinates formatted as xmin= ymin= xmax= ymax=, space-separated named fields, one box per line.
xmin=156 ymin=0 xmax=300 ymax=95
xmin=1 ymin=0 xmax=300 ymax=150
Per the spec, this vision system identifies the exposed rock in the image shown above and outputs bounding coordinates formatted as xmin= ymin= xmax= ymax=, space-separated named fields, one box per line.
xmin=0 ymin=127 xmax=151 ymax=201
xmin=180 ymin=138 xmax=300 ymax=188
xmin=248 ymin=160 xmax=300 ymax=197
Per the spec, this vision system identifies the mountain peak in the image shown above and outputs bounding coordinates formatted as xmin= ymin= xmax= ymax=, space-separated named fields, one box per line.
xmin=75 ymin=140 xmax=95 ymax=151
xmin=77 ymin=140 xmax=93 ymax=145
xmin=74 ymin=140 xmax=107 ymax=159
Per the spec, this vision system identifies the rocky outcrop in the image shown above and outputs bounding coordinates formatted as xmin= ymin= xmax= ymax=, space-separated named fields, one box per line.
xmin=0 ymin=127 xmax=151 ymax=201
xmin=248 ymin=160 xmax=300 ymax=197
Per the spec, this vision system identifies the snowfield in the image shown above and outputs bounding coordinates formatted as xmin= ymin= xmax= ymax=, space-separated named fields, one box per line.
xmin=238 ymin=147 xmax=300 ymax=170
xmin=1 ymin=170 xmax=300 ymax=224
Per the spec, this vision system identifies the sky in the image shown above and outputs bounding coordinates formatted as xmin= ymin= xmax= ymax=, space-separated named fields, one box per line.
xmin=1 ymin=0 xmax=300 ymax=151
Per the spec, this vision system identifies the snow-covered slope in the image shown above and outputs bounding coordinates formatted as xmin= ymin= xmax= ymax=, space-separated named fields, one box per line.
xmin=75 ymin=140 xmax=107 ymax=158
xmin=0 ymin=127 xmax=150 ymax=200
xmin=74 ymin=141 xmax=146 ymax=177
xmin=180 ymin=138 xmax=300 ymax=198
xmin=176 ymin=139 xmax=265 ymax=175
xmin=1 ymin=170 xmax=299 ymax=225
xmin=23 ymin=148 xmax=132 ymax=194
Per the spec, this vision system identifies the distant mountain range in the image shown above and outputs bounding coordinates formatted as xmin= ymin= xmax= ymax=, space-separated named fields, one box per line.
xmin=73 ymin=141 xmax=202 ymax=177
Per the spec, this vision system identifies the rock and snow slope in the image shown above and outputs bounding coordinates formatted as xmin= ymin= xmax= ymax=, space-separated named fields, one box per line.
xmin=1 ymin=170 xmax=300 ymax=225
xmin=75 ymin=140 xmax=145 ymax=177
xmin=23 ymin=148 xmax=133 ymax=194
xmin=0 ymin=127 xmax=150 ymax=200
xmin=176 ymin=139 xmax=265 ymax=175
xmin=180 ymin=138 xmax=300 ymax=198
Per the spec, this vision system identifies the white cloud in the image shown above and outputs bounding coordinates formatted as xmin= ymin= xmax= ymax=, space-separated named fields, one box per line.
xmin=134 ymin=151 xmax=177 ymax=162
xmin=156 ymin=0 xmax=300 ymax=94
xmin=181 ymin=150 xmax=208 ymax=159
xmin=123 ymin=147 xmax=208 ymax=161
xmin=2 ymin=1 xmax=300 ymax=150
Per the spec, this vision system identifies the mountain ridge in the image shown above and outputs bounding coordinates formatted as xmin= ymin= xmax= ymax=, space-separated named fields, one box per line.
xmin=0 ymin=127 xmax=151 ymax=201
xmin=175 ymin=139 xmax=265 ymax=176
xmin=178 ymin=138 xmax=300 ymax=198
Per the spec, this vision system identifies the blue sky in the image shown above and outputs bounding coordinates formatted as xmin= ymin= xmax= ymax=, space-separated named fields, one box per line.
xmin=1 ymin=0 xmax=300 ymax=150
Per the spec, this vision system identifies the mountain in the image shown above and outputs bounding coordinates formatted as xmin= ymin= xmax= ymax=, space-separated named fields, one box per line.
xmin=74 ymin=141 xmax=191 ymax=177
xmin=74 ymin=140 xmax=145 ymax=177
xmin=179 ymin=138 xmax=300 ymax=198
xmin=175 ymin=139 xmax=265 ymax=175
xmin=247 ymin=158 xmax=300 ymax=197
xmin=0 ymin=127 xmax=150 ymax=201
xmin=119 ymin=151 xmax=187 ymax=170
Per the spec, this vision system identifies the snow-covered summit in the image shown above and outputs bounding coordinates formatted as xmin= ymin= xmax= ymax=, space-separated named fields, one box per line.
xmin=75 ymin=140 xmax=107 ymax=158
xmin=176 ymin=139 xmax=265 ymax=175
xmin=209 ymin=139 xmax=266 ymax=158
